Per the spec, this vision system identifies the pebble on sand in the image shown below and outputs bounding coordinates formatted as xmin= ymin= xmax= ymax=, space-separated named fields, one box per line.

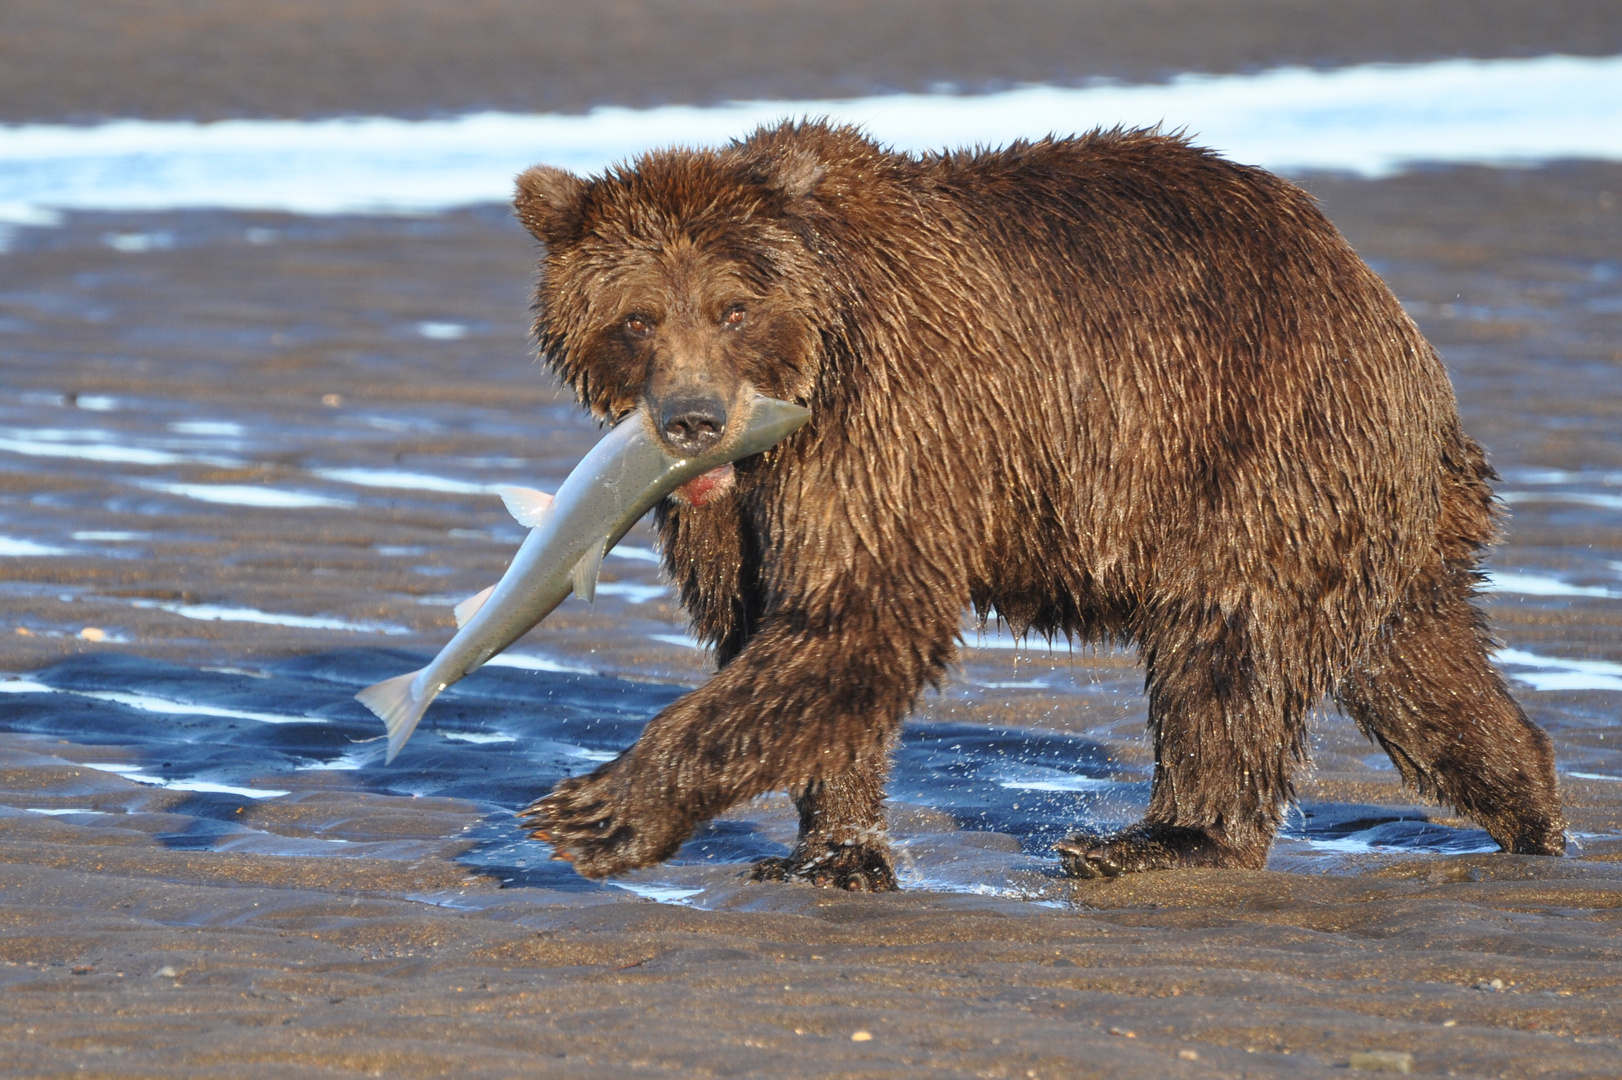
xmin=850 ymin=1031 xmax=872 ymax=1042
xmin=78 ymin=627 xmax=106 ymax=641
xmin=1349 ymin=1050 xmax=1414 ymax=1073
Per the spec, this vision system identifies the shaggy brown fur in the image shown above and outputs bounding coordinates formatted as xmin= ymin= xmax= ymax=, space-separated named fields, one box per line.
xmin=514 ymin=121 xmax=1565 ymax=886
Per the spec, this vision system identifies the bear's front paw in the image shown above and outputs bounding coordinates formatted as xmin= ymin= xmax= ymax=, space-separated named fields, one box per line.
xmin=1054 ymin=823 xmax=1263 ymax=879
xmin=1053 ymin=833 xmax=1126 ymax=879
xmin=520 ymin=768 xmax=691 ymax=878
xmin=749 ymin=841 xmax=898 ymax=892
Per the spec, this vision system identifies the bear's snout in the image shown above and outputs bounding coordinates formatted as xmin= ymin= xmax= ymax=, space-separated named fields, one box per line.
xmin=658 ymin=393 xmax=729 ymax=455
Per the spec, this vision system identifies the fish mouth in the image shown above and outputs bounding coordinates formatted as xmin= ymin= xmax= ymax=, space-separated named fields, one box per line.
xmin=674 ymin=463 xmax=734 ymax=506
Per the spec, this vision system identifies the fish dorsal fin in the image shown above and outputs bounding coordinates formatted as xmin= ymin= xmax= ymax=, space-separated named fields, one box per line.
xmin=453 ymin=584 xmax=496 ymax=628
xmin=496 ymin=485 xmax=554 ymax=528
xmin=571 ymin=541 xmax=604 ymax=604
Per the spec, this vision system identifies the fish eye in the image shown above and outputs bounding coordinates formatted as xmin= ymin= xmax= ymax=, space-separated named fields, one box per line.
xmin=624 ymin=313 xmax=654 ymax=338
xmin=721 ymin=304 xmax=747 ymax=329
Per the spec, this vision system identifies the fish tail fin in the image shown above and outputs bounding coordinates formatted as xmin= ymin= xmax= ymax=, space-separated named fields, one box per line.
xmin=354 ymin=669 xmax=434 ymax=764
xmin=453 ymin=584 xmax=496 ymax=628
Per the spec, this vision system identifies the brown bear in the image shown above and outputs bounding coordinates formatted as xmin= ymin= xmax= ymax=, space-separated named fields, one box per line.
xmin=514 ymin=120 xmax=1565 ymax=888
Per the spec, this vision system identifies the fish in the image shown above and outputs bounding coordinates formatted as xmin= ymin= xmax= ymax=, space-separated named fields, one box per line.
xmin=355 ymin=394 xmax=811 ymax=762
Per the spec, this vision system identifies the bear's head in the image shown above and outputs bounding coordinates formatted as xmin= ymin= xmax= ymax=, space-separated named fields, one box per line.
xmin=514 ymin=122 xmax=868 ymax=468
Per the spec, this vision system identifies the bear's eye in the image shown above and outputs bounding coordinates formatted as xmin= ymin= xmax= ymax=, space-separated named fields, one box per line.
xmin=623 ymin=313 xmax=654 ymax=338
xmin=721 ymin=304 xmax=747 ymax=330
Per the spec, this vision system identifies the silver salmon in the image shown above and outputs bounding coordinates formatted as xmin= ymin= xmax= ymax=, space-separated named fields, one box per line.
xmin=356 ymin=394 xmax=810 ymax=762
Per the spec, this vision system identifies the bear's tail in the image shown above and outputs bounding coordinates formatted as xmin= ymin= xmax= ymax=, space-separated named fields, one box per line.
xmin=1436 ymin=419 xmax=1502 ymax=578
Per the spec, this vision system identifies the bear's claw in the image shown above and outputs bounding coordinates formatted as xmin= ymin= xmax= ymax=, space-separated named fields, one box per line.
xmin=749 ymin=843 xmax=898 ymax=892
xmin=519 ymin=766 xmax=692 ymax=878
xmin=1053 ymin=839 xmax=1123 ymax=879
xmin=1055 ymin=823 xmax=1266 ymax=878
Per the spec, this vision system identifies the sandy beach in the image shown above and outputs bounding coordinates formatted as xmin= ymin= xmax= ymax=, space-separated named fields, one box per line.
xmin=3 ymin=4 xmax=1622 ymax=1077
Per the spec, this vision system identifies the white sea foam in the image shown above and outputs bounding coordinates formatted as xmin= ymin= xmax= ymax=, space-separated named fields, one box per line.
xmin=1500 ymin=490 xmax=1622 ymax=511
xmin=649 ymin=633 xmax=703 ymax=650
xmin=0 ymin=535 xmax=69 ymax=556
xmin=70 ymin=689 xmax=320 ymax=725
xmin=1 ymin=54 xmax=1619 ymax=224
xmin=1483 ymin=571 xmax=1620 ymax=599
xmin=1292 ymin=832 xmax=1498 ymax=857
xmin=611 ymin=882 xmax=705 ymax=904
xmin=160 ymin=778 xmax=291 ymax=798
xmin=168 ymin=420 xmax=244 ymax=437
xmin=0 ymin=429 xmax=184 ymax=466
xmin=609 ymin=545 xmax=662 ymax=563
xmin=24 ymin=807 xmax=108 ymax=816
xmin=441 ymin=731 xmax=517 ymax=744
xmin=311 ymin=467 xmax=498 ymax=496
xmin=996 ymin=766 xmax=1121 ymax=792
xmin=1496 ymin=648 xmax=1622 ymax=692
xmin=2 ymin=675 xmax=328 ymax=722
xmin=594 ymin=581 xmax=670 ymax=604
xmin=80 ymin=762 xmax=288 ymax=799
xmin=103 ymin=231 xmax=172 ymax=253
xmin=72 ymin=530 xmax=146 ymax=542
xmin=128 ymin=598 xmax=410 ymax=635
xmin=139 ymin=481 xmax=352 ymax=508
xmin=480 ymin=652 xmax=596 ymax=674
xmin=1496 ymin=468 xmax=1622 ymax=486
xmin=416 ymin=321 xmax=467 ymax=340
xmin=1506 ymin=469 xmax=1575 ymax=484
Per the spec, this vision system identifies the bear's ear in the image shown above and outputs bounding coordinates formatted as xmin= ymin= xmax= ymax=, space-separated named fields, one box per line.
xmin=757 ymin=147 xmax=827 ymax=203
xmin=514 ymin=164 xmax=588 ymax=247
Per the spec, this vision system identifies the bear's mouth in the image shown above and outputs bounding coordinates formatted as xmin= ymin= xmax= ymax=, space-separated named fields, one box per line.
xmin=674 ymin=464 xmax=734 ymax=507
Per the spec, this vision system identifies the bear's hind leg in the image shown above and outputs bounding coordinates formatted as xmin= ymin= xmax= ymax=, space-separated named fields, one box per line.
xmin=750 ymin=755 xmax=897 ymax=892
xmin=1059 ymin=609 xmax=1298 ymax=877
xmin=1334 ymin=581 xmax=1565 ymax=855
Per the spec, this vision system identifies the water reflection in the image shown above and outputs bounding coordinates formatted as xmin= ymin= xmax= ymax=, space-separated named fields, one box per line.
xmin=6 ymin=641 xmax=1587 ymax=906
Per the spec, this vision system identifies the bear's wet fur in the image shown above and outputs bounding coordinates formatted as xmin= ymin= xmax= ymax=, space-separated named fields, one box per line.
xmin=515 ymin=121 xmax=1565 ymax=886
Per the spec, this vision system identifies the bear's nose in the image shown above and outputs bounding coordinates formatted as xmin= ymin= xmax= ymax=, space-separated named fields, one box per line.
xmin=659 ymin=395 xmax=728 ymax=455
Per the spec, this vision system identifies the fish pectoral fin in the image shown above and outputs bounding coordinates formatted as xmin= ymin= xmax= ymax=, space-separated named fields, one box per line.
xmin=571 ymin=541 xmax=604 ymax=604
xmin=496 ymin=485 xmax=555 ymax=527
xmin=453 ymin=584 xmax=497 ymax=628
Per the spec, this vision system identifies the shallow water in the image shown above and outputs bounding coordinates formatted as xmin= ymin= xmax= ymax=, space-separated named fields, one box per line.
xmin=3 ymin=623 xmax=1612 ymax=908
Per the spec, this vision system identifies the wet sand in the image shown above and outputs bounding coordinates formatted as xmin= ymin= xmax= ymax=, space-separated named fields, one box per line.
xmin=4 ymin=6 xmax=1622 ymax=1078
